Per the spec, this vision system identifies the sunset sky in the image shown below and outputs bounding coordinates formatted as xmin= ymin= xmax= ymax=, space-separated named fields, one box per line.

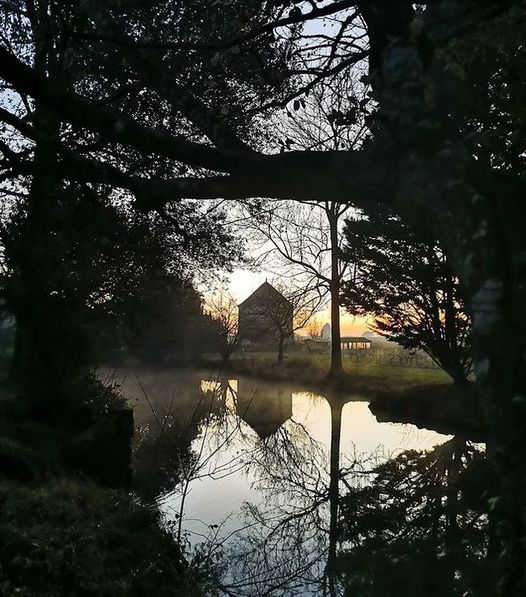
xmin=226 ymin=268 xmax=370 ymax=336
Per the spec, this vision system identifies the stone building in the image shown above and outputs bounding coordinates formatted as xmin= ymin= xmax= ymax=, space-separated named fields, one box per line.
xmin=238 ymin=282 xmax=293 ymax=351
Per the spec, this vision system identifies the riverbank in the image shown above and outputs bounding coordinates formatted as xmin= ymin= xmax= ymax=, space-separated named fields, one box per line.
xmin=202 ymin=351 xmax=450 ymax=394
xmin=0 ymin=384 xmax=206 ymax=596
xmin=0 ymin=477 xmax=201 ymax=596
xmin=200 ymin=352 xmax=485 ymax=439
xmin=369 ymin=384 xmax=486 ymax=440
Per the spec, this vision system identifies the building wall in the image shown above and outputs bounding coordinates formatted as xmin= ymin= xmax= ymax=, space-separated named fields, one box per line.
xmin=238 ymin=288 xmax=293 ymax=350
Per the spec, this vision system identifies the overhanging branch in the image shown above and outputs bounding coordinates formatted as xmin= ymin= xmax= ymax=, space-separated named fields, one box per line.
xmin=0 ymin=47 xmax=239 ymax=173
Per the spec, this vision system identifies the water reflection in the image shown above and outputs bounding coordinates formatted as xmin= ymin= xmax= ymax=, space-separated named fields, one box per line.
xmin=236 ymin=378 xmax=293 ymax=439
xmin=338 ymin=439 xmax=490 ymax=596
xmin=123 ymin=369 xmax=488 ymax=596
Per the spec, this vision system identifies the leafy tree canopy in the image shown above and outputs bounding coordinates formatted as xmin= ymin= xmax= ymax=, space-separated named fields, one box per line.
xmin=340 ymin=210 xmax=472 ymax=384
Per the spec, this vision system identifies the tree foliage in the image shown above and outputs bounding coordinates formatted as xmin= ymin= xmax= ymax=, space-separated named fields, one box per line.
xmin=341 ymin=210 xmax=472 ymax=384
xmin=1 ymin=0 xmax=526 ymax=590
xmin=0 ymin=0 xmax=249 ymax=413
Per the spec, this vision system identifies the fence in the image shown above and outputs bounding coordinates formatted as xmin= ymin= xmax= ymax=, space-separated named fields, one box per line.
xmin=345 ymin=345 xmax=440 ymax=369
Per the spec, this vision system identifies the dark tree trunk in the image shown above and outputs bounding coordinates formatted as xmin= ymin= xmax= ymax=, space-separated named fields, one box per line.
xmin=10 ymin=103 xmax=66 ymax=416
xmin=4 ymin=6 xmax=83 ymax=418
xmin=359 ymin=4 xmax=526 ymax=590
xmin=328 ymin=210 xmax=343 ymax=377
xmin=376 ymin=35 xmax=523 ymax=597
xmin=471 ymin=277 xmax=526 ymax=595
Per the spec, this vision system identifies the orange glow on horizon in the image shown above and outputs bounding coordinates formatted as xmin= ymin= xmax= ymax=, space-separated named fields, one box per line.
xmin=295 ymin=309 xmax=371 ymax=337
xmin=203 ymin=270 xmax=373 ymax=338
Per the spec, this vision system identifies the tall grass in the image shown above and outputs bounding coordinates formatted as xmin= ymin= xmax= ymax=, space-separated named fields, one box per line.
xmin=206 ymin=345 xmax=451 ymax=394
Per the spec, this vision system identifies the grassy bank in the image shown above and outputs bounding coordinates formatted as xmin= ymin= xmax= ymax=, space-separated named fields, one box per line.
xmin=0 ymin=478 xmax=202 ymax=597
xmin=204 ymin=349 xmax=452 ymax=395
xmin=0 ymin=366 xmax=208 ymax=596
xmin=200 ymin=350 xmax=487 ymax=437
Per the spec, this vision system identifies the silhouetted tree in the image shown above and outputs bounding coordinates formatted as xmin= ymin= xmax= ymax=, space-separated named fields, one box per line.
xmin=1 ymin=183 xmax=240 ymax=414
xmin=204 ymin=289 xmax=241 ymax=362
xmin=1 ymin=3 xmax=525 ymax=589
xmin=341 ymin=210 xmax=472 ymax=385
xmin=243 ymin=75 xmax=369 ymax=378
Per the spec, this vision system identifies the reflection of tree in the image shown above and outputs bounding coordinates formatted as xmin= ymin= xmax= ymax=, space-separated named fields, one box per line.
xmin=133 ymin=413 xmax=199 ymax=503
xmin=136 ymin=376 xmax=490 ymax=597
xmin=218 ymin=395 xmax=352 ymax=597
xmin=338 ymin=439 xmax=489 ymax=597
xmin=222 ymin=420 xmax=332 ymax=596
xmin=132 ymin=378 xmax=227 ymax=502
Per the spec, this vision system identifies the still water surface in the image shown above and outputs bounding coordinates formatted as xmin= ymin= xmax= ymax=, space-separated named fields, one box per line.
xmin=115 ymin=368 xmax=485 ymax=596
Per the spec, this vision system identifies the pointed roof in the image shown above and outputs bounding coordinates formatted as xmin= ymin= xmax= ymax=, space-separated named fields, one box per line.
xmin=236 ymin=380 xmax=293 ymax=439
xmin=238 ymin=281 xmax=292 ymax=308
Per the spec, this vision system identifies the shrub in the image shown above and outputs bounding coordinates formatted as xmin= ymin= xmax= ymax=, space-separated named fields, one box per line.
xmin=0 ymin=479 xmax=202 ymax=596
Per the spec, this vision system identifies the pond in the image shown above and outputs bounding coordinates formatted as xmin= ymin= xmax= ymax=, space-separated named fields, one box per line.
xmin=114 ymin=368 xmax=488 ymax=597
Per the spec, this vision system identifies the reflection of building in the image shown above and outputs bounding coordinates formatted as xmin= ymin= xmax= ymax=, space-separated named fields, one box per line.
xmin=340 ymin=336 xmax=373 ymax=350
xmin=236 ymin=379 xmax=292 ymax=439
xmin=238 ymin=282 xmax=293 ymax=351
